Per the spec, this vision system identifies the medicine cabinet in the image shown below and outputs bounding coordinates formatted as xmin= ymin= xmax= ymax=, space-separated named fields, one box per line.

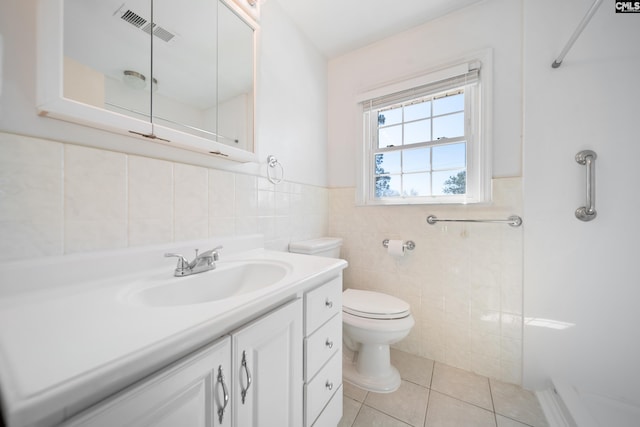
xmin=37 ymin=0 xmax=258 ymax=162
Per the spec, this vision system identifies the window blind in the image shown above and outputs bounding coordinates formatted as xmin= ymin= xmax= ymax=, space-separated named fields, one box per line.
xmin=360 ymin=67 xmax=479 ymax=111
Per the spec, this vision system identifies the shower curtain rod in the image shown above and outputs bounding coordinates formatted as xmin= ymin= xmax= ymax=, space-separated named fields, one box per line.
xmin=552 ymin=0 xmax=603 ymax=68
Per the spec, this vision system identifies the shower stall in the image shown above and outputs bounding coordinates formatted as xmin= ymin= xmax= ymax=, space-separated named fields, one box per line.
xmin=523 ymin=0 xmax=640 ymax=425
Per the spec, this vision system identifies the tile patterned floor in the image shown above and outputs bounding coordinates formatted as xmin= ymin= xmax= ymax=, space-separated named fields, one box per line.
xmin=339 ymin=349 xmax=548 ymax=427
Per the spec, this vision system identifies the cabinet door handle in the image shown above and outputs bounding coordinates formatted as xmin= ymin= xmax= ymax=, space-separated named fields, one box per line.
xmin=325 ymin=298 xmax=333 ymax=309
xmin=325 ymin=338 xmax=333 ymax=349
xmin=240 ymin=350 xmax=252 ymax=404
xmin=216 ymin=365 xmax=229 ymax=424
xmin=325 ymin=380 xmax=333 ymax=391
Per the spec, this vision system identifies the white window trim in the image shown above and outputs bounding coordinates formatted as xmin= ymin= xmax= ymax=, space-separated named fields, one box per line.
xmin=355 ymin=49 xmax=493 ymax=206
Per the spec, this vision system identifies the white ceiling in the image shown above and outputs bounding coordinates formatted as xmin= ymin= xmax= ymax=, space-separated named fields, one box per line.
xmin=275 ymin=0 xmax=485 ymax=58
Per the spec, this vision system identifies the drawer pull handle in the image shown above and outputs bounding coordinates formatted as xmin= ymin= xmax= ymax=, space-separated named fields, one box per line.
xmin=241 ymin=350 xmax=252 ymax=404
xmin=325 ymin=338 xmax=333 ymax=349
xmin=216 ymin=365 xmax=229 ymax=424
xmin=325 ymin=298 xmax=333 ymax=309
xmin=325 ymin=380 xmax=333 ymax=391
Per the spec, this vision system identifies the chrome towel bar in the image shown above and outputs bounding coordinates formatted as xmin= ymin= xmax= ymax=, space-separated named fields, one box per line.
xmin=575 ymin=150 xmax=597 ymax=221
xmin=426 ymin=215 xmax=522 ymax=228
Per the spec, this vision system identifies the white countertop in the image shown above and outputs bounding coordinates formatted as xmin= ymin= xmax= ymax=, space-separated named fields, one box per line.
xmin=0 ymin=236 xmax=347 ymax=427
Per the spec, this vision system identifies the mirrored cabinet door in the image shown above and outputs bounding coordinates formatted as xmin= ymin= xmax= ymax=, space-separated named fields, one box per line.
xmin=217 ymin=0 xmax=255 ymax=153
xmin=38 ymin=0 xmax=258 ymax=163
xmin=152 ymin=0 xmax=219 ymax=143
xmin=63 ymin=0 xmax=153 ymax=122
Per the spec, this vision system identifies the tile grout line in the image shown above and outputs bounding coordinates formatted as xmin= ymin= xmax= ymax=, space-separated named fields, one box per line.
xmin=488 ymin=378 xmax=498 ymax=427
xmin=428 ymin=389 xmax=497 ymax=417
xmin=360 ymin=402 xmax=414 ymax=427
xmin=424 ymin=360 xmax=435 ymax=426
xmin=428 ymin=361 xmax=435 ymax=389
xmin=358 ymin=379 xmax=425 ymax=427
xmin=350 ymin=399 xmax=364 ymax=427
xmin=423 ymin=386 xmax=433 ymax=426
xmin=487 ymin=380 xmax=538 ymax=427
xmin=346 ymin=353 xmax=541 ymax=427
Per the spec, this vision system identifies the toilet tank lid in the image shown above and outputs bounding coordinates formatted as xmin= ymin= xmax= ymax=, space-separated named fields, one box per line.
xmin=343 ymin=288 xmax=410 ymax=319
xmin=288 ymin=237 xmax=343 ymax=254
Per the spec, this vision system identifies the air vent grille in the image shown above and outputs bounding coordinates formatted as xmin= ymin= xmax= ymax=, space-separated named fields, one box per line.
xmin=141 ymin=23 xmax=175 ymax=42
xmin=121 ymin=10 xmax=147 ymax=28
xmin=118 ymin=7 xmax=176 ymax=43
xmin=152 ymin=26 xmax=175 ymax=42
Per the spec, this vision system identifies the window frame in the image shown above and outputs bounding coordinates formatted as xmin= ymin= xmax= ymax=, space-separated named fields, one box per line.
xmin=356 ymin=51 xmax=492 ymax=206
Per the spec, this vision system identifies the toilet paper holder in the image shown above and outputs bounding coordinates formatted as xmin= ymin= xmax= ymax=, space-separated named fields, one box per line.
xmin=382 ymin=239 xmax=416 ymax=251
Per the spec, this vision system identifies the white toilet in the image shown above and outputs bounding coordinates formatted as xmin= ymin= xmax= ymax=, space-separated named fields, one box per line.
xmin=289 ymin=237 xmax=415 ymax=393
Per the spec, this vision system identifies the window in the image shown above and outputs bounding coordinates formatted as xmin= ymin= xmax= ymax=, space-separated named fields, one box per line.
xmin=357 ymin=57 xmax=491 ymax=205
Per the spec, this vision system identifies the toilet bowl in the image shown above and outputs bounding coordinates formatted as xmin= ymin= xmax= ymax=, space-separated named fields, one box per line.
xmin=288 ymin=237 xmax=415 ymax=393
xmin=342 ymin=288 xmax=414 ymax=393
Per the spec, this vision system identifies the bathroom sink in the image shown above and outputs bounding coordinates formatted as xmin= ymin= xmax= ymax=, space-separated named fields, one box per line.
xmin=126 ymin=261 xmax=290 ymax=307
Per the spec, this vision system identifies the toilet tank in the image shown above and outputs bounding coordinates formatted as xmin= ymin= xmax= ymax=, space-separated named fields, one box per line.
xmin=288 ymin=237 xmax=343 ymax=258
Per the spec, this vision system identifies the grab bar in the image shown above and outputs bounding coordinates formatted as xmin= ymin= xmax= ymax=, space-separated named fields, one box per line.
xmin=575 ymin=150 xmax=597 ymax=221
xmin=426 ymin=215 xmax=522 ymax=228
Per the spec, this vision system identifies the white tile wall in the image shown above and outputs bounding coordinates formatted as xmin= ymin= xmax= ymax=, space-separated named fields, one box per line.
xmin=328 ymin=178 xmax=524 ymax=384
xmin=0 ymin=131 xmax=522 ymax=385
xmin=0 ymin=133 xmax=63 ymax=257
xmin=0 ymin=132 xmax=328 ymax=260
xmin=174 ymin=163 xmax=208 ymax=242
xmin=127 ymin=155 xmax=173 ymax=246
xmin=64 ymin=145 xmax=128 ymax=253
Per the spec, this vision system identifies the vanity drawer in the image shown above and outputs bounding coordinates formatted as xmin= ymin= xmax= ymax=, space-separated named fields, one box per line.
xmin=304 ymin=313 xmax=341 ymax=380
xmin=305 ymin=277 xmax=342 ymax=335
xmin=304 ymin=351 xmax=341 ymax=426
xmin=311 ymin=384 xmax=342 ymax=427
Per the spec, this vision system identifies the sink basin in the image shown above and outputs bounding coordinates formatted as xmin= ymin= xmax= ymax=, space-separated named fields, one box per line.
xmin=126 ymin=261 xmax=290 ymax=307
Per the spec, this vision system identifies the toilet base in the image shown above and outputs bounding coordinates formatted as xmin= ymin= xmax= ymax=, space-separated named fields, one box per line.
xmin=342 ymin=351 xmax=401 ymax=393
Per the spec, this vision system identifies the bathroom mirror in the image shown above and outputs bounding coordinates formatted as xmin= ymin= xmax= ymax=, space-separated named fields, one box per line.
xmin=38 ymin=0 xmax=257 ymax=162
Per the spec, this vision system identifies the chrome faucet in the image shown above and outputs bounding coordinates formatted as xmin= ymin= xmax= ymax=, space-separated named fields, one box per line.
xmin=165 ymin=246 xmax=223 ymax=277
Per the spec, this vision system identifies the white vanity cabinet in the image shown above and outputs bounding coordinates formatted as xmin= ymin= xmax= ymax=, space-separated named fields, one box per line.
xmin=62 ymin=336 xmax=233 ymax=427
xmin=0 ymin=240 xmax=349 ymax=427
xmin=303 ymin=277 xmax=343 ymax=427
xmin=62 ymin=298 xmax=302 ymax=427
xmin=232 ymin=297 xmax=302 ymax=427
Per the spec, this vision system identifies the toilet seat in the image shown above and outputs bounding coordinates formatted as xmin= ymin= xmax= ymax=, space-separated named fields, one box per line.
xmin=343 ymin=289 xmax=410 ymax=319
xmin=343 ymin=310 xmax=415 ymax=333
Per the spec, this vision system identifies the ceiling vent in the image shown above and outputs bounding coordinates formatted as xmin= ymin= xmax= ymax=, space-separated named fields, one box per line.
xmin=116 ymin=6 xmax=176 ymax=43
xmin=120 ymin=9 xmax=147 ymax=28
xmin=142 ymin=23 xmax=175 ymax=42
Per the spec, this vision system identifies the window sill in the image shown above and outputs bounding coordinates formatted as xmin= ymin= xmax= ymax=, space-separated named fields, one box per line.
xmin=359 ymin=194 xmax=491 ymax=206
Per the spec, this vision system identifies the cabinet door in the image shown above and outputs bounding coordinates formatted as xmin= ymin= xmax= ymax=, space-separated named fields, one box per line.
xmin=232 ymin=299 xmax=303 ymax=427
xmin=63 ymin=336 xmax=232 ymax=427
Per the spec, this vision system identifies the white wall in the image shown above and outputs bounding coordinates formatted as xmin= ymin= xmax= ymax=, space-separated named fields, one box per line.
xmin=327 ymin=0 xmax=525 ymax=384
xmin=0 ymin=0 xmax=329 ymax=261
xmin=523 ymin=0 xmax=640 ymax=407
xmin=330 ymin=179 xmax=524 ymax=384
xmin=327 ymin=0 xmax=523 ymax=188
xmin=257 ymin=0 xmax=328 ymax=187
